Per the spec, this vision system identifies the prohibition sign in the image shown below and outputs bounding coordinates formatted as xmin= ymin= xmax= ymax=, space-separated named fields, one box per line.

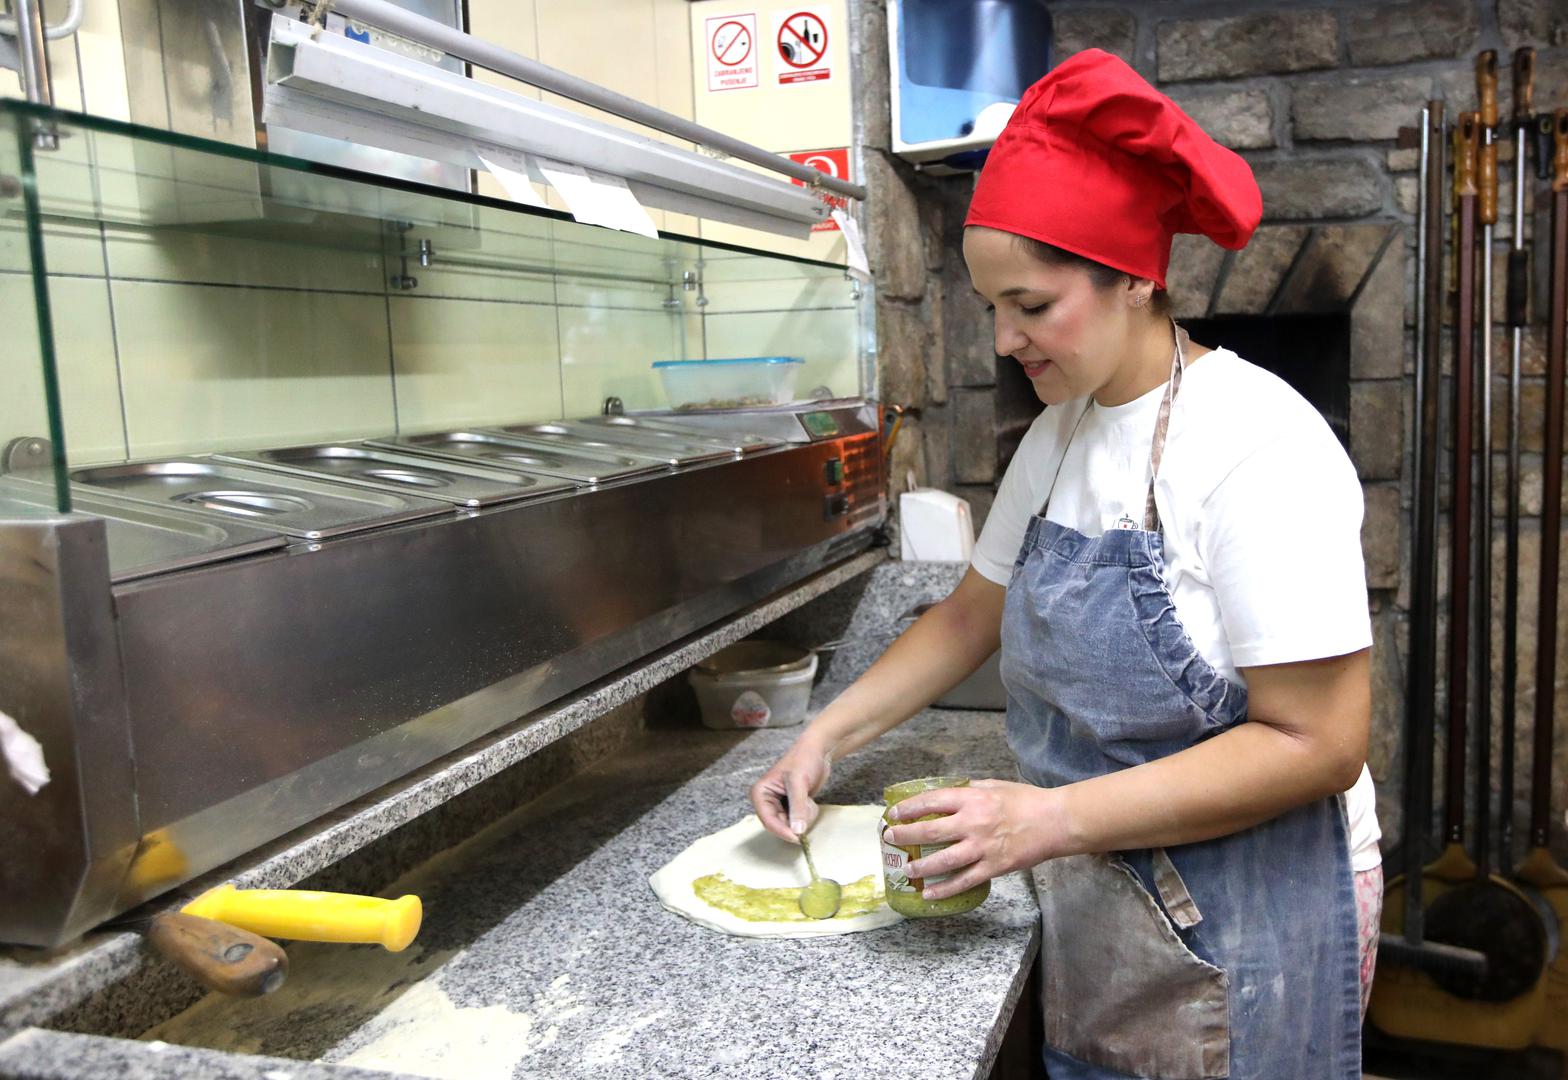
xmin=777 ymin=11 xmax=827 ymax=69
xmin=712 ymin=20 xmax=752 ymax=67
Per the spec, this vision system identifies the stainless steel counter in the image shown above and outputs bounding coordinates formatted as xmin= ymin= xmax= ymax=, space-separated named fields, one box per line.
xmin=1 ymin=405 xmax=885 ymax=948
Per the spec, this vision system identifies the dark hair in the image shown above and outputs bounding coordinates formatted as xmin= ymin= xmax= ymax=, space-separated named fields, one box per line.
xmin=1012 ymin=234 xmax=1172 ymax=315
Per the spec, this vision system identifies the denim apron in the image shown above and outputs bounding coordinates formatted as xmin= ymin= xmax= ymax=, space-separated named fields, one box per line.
xmin=999 ymin=326 xmax=1362 ymax=1079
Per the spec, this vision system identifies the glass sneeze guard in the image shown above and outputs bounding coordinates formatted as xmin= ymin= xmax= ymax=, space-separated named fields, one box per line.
xmin=0 ymin=99 xmax=872 ymax=516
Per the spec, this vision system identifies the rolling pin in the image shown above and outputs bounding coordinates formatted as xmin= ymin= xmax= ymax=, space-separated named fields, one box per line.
xmin=182 ymin=884 xmax=423 ymax=952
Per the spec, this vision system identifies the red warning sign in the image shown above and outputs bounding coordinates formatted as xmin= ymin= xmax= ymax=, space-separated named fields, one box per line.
xmin=775 ymin=8 xmax=831 ymax=85
xmin=706 ymin=14 xmax=758 ymax=92
xmin=788 ymin=147 xmax=850 ymax=232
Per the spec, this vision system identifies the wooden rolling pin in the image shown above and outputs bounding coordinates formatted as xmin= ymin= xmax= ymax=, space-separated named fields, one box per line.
xmin=113 ymin=910 xmax=289 ymax=998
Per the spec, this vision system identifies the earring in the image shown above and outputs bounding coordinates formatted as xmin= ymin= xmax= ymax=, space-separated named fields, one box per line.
xmin=1134 ymin=294 xmax=1148 ymax=307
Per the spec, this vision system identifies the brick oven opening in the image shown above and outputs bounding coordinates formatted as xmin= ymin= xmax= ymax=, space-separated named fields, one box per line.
xmin=1181 ymin=313 xmax=1353 ymax=450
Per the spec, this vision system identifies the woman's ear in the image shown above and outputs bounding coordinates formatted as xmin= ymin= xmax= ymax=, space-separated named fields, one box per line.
xmin=1126 ymin=276 xmax=1157 ymax=309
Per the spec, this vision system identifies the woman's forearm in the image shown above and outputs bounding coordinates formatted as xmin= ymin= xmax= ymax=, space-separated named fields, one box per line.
xmin=888 ymin=649 xmax=1373 ymax=898
xmin=1054 ymin=649 xmax=1371 ymax=855
xmin=1055 ymin=719 xmax=1356 ymax=854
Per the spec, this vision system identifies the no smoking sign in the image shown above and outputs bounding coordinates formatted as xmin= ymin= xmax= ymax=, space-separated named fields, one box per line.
xmin=706 ymin=13 xmax=758 ymax=92
xmin=774 ymin=7 xmax=832 ymax=85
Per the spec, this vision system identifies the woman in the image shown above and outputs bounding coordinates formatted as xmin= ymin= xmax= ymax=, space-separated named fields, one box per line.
xmin=751 ymin=50 xmax=1381 ymax=1079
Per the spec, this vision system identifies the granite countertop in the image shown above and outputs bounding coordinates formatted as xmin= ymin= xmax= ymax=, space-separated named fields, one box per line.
xmin=1 ymin=556 xmax=1041 ymax=1080
xmin=1 ymin=701 xmax=1037 ymax=1080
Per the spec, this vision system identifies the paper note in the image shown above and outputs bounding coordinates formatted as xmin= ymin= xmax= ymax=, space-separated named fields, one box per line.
xmin=1 ymin=710 xmax=48 ymax=795
xmin=475 ymin=146 xmax=546 ymax=207
xmin=534 ymin=157 xmax=658 ymax=239
xmin=831 ymin=208 xmax=870 ymax=281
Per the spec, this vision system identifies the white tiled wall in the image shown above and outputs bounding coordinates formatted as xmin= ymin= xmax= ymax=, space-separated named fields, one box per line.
xmin=4 ymin=209 xmax=857 ymax=467
xmin=110 ymin=279 xmax=398 ymax=458
xmin=390 ymin=295 xmax=563 ymax=431
xmin=0 ymin=271 xmax=125 ymax=465
xmin=1 ymin=0 xmax=864 ymax=471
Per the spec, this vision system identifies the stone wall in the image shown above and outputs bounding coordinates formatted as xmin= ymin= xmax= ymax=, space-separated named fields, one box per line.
xmin=850 ymin=0 xmax=1568 ymax=860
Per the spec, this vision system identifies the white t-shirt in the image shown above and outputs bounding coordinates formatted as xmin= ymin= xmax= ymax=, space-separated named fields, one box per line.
xmin=972 ymin=348 xmax=1382 ymax=871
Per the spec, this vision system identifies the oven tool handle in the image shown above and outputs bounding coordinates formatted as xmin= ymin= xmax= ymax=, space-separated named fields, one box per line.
xmin=110 ymin=910 xmax=288 ymax=998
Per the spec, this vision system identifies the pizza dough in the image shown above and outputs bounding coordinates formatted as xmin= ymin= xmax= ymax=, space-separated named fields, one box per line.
xmin=649 ymin=804 xmax=903 ymax=937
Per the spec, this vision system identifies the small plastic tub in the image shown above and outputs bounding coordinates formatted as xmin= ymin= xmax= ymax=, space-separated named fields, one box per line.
xmin=689 ymin=640 xmax=817 ymax=729
xmin=652 ymin=357 xmax=804 ymax=411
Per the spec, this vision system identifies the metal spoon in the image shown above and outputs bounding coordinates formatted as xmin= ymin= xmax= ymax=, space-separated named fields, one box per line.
xmin=797 ymin=833 xmax=842 ymax=919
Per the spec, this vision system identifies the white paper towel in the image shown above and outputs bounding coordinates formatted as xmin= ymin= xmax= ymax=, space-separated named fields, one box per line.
xmin=534 ymin=158 xmax=658 ymax=239
xmin=475 ymin=145 xmax=546 ymax=207
xmin=0 ymin=710 xmax=48 ymax=795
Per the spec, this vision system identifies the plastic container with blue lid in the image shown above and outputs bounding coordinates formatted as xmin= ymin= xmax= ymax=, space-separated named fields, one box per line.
xmin=652 ymin=356 xmax=804 ymax=411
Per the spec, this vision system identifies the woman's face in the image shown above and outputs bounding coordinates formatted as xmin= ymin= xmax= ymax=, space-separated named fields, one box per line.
xmin=962 ymin=226 xmax=1141 ymax=406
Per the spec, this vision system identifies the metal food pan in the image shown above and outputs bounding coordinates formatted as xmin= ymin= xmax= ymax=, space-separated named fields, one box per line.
xmin=372 ymin=431 xmax=669 ymax=485
xmin=218 ymin=444 xmax=577 ymax=508
xmin=68 ymin=459 xmax=451 ymax=540
xmin=485 ymin=421 xmax=735 ymax=466
xmin=577 ymin=413 xmax=780 ymax=454
xmin=0 ymin=476 xmax=286 ymax=582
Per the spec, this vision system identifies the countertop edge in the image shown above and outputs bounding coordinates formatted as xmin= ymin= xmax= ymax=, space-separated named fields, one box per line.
xmin=0 ymin=1028 xmax=416 ymax=1080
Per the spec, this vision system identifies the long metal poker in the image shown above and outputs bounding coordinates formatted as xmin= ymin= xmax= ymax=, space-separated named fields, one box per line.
xmin=1404 ymin=100 xmax=1445 ymax=946
xmin=1475 ymin=51 xmax=1499 ymax=877
xmin=1502 ymin=47 xmax=1535 ymax=865
xmin=1445 ymin=113 xmax=1480 ymax=863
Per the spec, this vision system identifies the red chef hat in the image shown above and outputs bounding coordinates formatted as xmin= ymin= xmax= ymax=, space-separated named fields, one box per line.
xmin=965 ymin=49 xmax=1262 ymax=290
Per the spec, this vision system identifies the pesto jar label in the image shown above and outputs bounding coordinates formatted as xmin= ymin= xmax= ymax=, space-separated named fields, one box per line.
xmin=881 ymin=834 xmax=955 ymax=893
xmin=881 ymin=837 xmax=916 ymax=894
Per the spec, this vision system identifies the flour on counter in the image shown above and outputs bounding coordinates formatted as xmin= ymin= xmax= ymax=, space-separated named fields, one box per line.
xmin=335 ymin=979 xmax=539 ymax=1079
xmin=579 ymin=1010 xmax=664 ymax=1067
xmin=336 ymin=970 xmax=583 ymax=1079
xmin=330 ymin=965 xmax=583 ymax=1072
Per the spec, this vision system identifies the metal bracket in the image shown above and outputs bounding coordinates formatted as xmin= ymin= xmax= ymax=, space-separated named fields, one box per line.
xmin=2 ymin=435 xmax=53 ymax=475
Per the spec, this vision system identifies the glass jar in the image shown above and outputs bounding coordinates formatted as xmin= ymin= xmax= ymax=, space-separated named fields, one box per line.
xmin=880 ymin=776 xmax=991 ymax=917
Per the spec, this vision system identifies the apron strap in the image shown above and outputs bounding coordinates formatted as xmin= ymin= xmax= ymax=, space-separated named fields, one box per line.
xmin=1038 ymin=319 xmax=1189 ymax=527
xmin=1142 ymin=321 xmax=1188 ymax=533
xmin=1152 ymin=846 xmax=1204 ymax=930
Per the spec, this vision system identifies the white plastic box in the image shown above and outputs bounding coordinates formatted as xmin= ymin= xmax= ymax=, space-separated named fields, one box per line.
xmin=689 ymin=641 xmax=818 ymax=729
xmin=652 ymin=357 xmax=803 ymax=411
xmin=899 ymin=487 xmax=975 ymax=561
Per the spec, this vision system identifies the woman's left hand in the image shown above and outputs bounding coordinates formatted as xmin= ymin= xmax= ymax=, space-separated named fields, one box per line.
xmin=882 ymin=779 xmax=1071 ymax=901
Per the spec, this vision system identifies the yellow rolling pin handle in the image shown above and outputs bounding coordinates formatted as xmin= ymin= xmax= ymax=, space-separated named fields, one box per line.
xmin=182 ymin=885 xmax=423 ymax=952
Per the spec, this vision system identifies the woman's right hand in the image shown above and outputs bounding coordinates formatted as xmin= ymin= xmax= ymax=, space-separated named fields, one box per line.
xmin=750 ymin=736 xmax=835 ymax=842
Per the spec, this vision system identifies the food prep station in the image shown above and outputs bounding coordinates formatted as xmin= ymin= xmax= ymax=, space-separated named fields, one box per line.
xmin=0 ymin=403 xmax=885 ymax=948
xmin=0 ymin=619 xmax=1039 ymax=1080
xmin=0 ymin=12 xmax=1010 ymax=1071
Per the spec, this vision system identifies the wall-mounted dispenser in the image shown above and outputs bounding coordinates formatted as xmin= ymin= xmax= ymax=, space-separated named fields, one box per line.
xmin=887 ymin=0 xmax=1051 ymax=175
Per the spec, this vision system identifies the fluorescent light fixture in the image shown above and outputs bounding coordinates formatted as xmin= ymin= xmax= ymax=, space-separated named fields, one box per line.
xmin=264 ymin=18 xmax=829 ymax=239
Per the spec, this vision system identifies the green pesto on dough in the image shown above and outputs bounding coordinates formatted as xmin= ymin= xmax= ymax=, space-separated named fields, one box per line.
xmin=692 ymin=873 xmax=884 ymax=922
xmin=799 ymin=878 xmax=842 ymax=919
